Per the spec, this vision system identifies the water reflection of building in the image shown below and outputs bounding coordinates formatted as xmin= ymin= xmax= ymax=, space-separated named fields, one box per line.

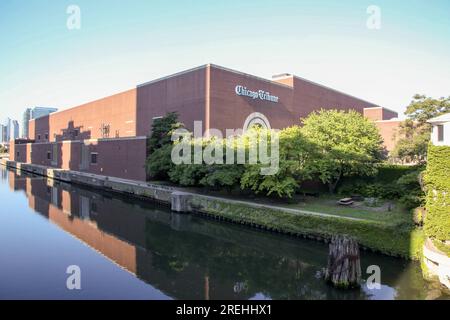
xmin=7 ymin=170 xmax=391 ymax=300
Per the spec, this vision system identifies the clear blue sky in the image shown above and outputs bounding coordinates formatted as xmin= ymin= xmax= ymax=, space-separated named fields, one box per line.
xmin=1 ymin=0 xmax=449 ymax=123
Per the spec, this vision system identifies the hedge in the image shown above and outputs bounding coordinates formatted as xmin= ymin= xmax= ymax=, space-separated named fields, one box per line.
xmin=424 ymin=144 xmax=450 ymax=243
xmin=339 ymin=164 xmax=422 ymax=187
xmin=376 ymin=164 xmax=423 ymax=184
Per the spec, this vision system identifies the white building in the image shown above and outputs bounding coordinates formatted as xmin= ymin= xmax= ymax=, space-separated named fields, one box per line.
xmin=428 ymin=113 xmax=450 ymax=146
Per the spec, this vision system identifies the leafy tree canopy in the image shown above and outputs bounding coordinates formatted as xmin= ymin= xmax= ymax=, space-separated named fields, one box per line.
xmin=146 ymin=112 xmax=184 ymax=180
xmin=392 ymin=94 xmax=450 ymax=163
xmin=405 ymin=94 xmax=450 ymax=125
xmin=241 ymin=126 xmax=314 ymax=198
xmin=301 ymin=109 xmax=384 ymax=193
xmin=147 ymin=112 xmax=184 ymax=154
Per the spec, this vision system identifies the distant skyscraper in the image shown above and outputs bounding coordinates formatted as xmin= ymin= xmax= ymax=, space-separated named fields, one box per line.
xmin=22 ymin=107 xmax=58 ymax=139
xmin=0 ymin=124 xmax=6 ymax=143
xmin=22 ymin=108 xmax=32 ymax=138
xmin=11 ymin=120 xmax=19 ymax=140
xmin=2 ymin=118 xmax=11 ymax=142
xmin=31 ymin=107 xmax=58 ymax=120
xmin=0 ymin=118 xmax=20 ymax=143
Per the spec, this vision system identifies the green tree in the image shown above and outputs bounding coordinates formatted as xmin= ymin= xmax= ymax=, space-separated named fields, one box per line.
xmin=169 ymin=137 xmax=244 ymax=191
xmin=147 ymin=112 xmax=182 ymax=154
xmin=301 ymin=109 xmax=384 ymax=193
xmin=146 ymin=112 xmax=183 ymax=180
xmin=391 ymin=122 xmax=429 ymax=163
xmin=241 ymin=126 xmax=314 ymax=198
xmin=405 ymin=94 xmax=450 ymax=125
xmin=392 ymin=94 xmax=450 ymax=163
xmin=200 ymin=164 xmax=245 ymax=192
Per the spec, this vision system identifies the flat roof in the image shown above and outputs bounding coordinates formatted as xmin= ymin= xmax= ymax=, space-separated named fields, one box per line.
xmin=40 ymin=63 xmax=382 ymax=117
xmin=428 ymin=112 xmax=450 ymax=123
xmin=137 ymin=64 xmax=294 ymax=89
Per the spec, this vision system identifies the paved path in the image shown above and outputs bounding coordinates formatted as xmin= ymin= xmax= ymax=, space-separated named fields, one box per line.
xmin=193 ymin=193 xmax=372 ymax=222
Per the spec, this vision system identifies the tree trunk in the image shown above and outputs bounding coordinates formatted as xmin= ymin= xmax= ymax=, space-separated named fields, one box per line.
xmin=328 ymin=169 xmax=342 ymax=194
xmin=328 ymin=178 xmax=339 ymax=194
xmin=325 ymin=235 xmax=361 ymax=289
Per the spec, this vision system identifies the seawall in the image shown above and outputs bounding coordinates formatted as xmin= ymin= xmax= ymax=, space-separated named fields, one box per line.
xmin=0 ymin=159 xmax=422 ymax=259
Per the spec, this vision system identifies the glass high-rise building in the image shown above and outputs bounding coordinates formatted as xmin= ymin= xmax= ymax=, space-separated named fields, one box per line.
xmin=11 ymin=120 xmax=19 ymax=141
xmin=22 ymin=107 xmax=58 ymax=138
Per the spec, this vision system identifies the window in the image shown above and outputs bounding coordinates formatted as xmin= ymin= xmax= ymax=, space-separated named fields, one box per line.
xmin=45 ymin=133 xmax=48 ymax=140
xmin=37 ymin=134 xmax=41 ymax=140
xmin=47 ymin=151 xmax=51 ymax=160
xmin=16 ymin=151 xmax=19 ymax=157
xmin=74 ymin=129 xmax=79 ymax=137
xmin=90 ymin=152 xmax=98 ymax=164
xmin=437 ymin=125 xmax=444 ymax=142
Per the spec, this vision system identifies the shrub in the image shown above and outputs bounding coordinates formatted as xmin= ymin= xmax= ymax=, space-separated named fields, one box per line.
xmin=169 ymin=163 xmax=209 ymax=187
xmin=199 ymin=165 xmax=245 ymax=192
xmin=338 ymin=167 xmax=425 ymax=206
xmin=146 ymin=144 xmax=174 ymax=180
xmin=396 ymin=171 xmax=422 ymax=191
xmin=338 ymin=182 xmax=402 ymax=199
xmin=376 ymin=164 xmax=421 ymax=184
xmin=399 ymin=194 xmax=423 ymax=211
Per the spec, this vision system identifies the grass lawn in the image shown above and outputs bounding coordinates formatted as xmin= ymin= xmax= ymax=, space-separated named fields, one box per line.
xmin=280 ymin=195 xmax=412 ymax=226
xmin=152 ymin=179 xmax=414 ymax=227
xmin=148 ymin=181 xmax=422 ymax=259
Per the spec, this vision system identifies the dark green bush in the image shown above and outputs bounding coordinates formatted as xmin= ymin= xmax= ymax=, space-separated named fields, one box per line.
xmin=146 ymin=112 xmax=184 ymax=180
xmin=339 ymin=182 xmax=402 ymax=199
xmin=376 ymin=164 xmax=422 ymax=184
xmin=338 ymin=167 xmax=424 ymax=206
xmin=399 ymin=194 xmax=423 ymax=211
xmin=397 ymin=171 xmax=422 ymax=191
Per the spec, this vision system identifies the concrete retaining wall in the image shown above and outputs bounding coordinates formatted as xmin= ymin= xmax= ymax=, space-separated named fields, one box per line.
xmin=423 ymin=238 xmax=450 ymax=290
xmin=1 ymin=159 xmax=173 ymax=204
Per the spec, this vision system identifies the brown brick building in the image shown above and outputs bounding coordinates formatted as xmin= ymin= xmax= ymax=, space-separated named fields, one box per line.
xmin=10 ymin=64 xmax=400 ymax=181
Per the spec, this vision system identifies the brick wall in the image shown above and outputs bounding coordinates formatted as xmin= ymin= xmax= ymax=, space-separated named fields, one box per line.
xmin=9 ymin=137 xmax=147 ymax=181
xmin=29 ymin=89 xmax=137 ymax=142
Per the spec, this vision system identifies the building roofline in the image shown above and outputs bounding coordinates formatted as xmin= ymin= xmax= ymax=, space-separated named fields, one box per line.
xmin=31 ymin=107 xmax=58 ymax=111
xmin=138 ymin=63 xmax=295 ymax=89
xmin=363 ymin=106 xmax=398 ymax=114
xmin=137 ymin=64 xmax=209 ymax=88
xmin=34 ymin=88 xmax=136 ymax=119
xmin=427 ymin=112 xmax=450 ymax=123
xmin=35 ymin=63 xmax=382 ymax=119
xmin=208 ymin=64 xmax=294 ymax=89
xmin=291 ymin=75 xmax=381 ymax=108
xmin=374 ymin=119 xmax=403 ymax=123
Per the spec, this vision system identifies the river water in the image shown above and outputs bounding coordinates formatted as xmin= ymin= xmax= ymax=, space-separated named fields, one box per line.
xmin=0 ymin=167 xmax=447 ymax=300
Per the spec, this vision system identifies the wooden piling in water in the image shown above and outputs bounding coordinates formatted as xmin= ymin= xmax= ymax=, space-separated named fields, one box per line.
xmin=325 ymin=235 xmax=361 ymax=289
